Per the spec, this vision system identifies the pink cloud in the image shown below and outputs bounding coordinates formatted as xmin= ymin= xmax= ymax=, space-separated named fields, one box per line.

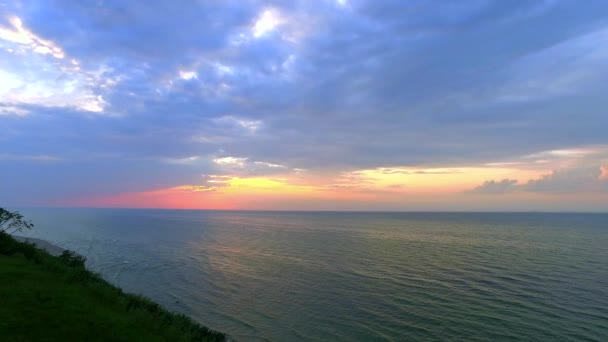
xmin=600 ymin=165 xmax=608 ymax=180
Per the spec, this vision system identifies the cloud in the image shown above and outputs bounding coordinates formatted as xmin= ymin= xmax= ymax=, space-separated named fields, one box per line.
xmin=523 ymin=166 xmax=608 ymax=193
xmin=212 ymin=156 xmax=289 ymax=176
xmin=213 ymin=156 xmax=248 ymax=168
xmin=493 ymin=26 xmax=608 ymax=104
xmin=178 ymin=70 xmax=198 ymax=80
xmin=0 ymin=15 xmax=112 ymax=113
xmin=375 ymin=168 xmax=463 ymax=175
xmin=252 ymin=8 xmax=285 ymax=38
xmin=162 ymin=156 xmax=201 ymax=165
xmin=212 ymin=115 xmax=262 ymax=134
xmin=0 ymin=16 xmax=64 ymax=58
xmin=600 ymin=165 xmax=608 ymax=180
xmin=0 ymin=103 xmax=29 ymax=116
xmin=470 ymin=179 xmax=519 ymax=194
xmin=472 ymin=165 xmax=608 ymax=195
xmin=177 ymin=185 xmax=217 ymax=192
xmin=0 ymin=153 xmax=62 ymax=161
xmin=1 ymin=1 xmax=608 ymax=208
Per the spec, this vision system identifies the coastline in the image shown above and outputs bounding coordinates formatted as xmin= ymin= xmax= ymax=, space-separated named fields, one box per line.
xmin=1 ymin=232 xmax=228 ymax=341
xmin=13 ymin=236 xmax=66 ymax=256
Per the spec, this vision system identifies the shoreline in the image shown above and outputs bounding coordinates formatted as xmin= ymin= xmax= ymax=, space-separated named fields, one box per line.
xmin=13 ymin=236 xmax=66 ymax=256
xmin=1 ymin=232 xmax=228 ymax=341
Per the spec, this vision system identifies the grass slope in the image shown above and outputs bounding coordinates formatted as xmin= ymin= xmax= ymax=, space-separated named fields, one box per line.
xmin=0 ymin=232 xmax=226 ymax=341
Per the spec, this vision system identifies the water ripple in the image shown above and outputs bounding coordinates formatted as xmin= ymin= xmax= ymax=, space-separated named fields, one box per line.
xmin=21 ymin=209 xmax=608 ymax=341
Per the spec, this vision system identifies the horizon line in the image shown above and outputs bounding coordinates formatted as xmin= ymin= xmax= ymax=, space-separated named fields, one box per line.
xmin=11 ymin=206 xmax=608 ymax=214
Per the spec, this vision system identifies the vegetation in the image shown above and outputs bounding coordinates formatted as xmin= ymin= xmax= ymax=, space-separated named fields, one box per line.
xmin=0 ymin=230 xmax=227 ymax=341
xmin=0 ymin=208 xmax=34 ymax=235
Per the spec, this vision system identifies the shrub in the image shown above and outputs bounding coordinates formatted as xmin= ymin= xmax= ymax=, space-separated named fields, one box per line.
xmin=0 ymin=207 xmax=34 ymax=235
xmin=59 ymin=250 xmax=87 ymax=268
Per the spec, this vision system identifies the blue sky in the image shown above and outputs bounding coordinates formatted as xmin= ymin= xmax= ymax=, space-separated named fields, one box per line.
xmin=1 ymin=0 xmax=607 ymax=210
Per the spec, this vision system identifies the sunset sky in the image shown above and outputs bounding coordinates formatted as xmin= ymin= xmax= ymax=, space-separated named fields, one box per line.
xmin=1 ymin=0 xmax=608 ymax=211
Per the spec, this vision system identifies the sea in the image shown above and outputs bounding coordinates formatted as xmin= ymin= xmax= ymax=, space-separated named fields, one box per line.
xmin=17 ymin=208 xmax=608 ymax=341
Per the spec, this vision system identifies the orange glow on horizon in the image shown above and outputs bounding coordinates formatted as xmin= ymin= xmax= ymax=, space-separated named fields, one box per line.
xmin=63 ymin=165 xmax=554 ymax=209
xmin=337 ymin=166 xmax=546 ymax=193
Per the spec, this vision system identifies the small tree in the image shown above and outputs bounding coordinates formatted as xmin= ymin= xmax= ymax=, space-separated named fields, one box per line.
xmin=0 ymin=208 xmax=34 ymax=235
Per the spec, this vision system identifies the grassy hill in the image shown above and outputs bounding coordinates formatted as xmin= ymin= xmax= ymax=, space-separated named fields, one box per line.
xmin=0 ymin=232 xmax=227 ymax=341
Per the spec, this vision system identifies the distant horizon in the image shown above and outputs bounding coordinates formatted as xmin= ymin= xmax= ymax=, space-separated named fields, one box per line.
xmin=15 ymin=206 xmax=608 ymax=215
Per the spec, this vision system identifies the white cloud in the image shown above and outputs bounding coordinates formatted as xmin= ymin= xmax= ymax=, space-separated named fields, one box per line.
xmin=0 ymin=16 xmax=64 ymax=58
xmin=163 ymin=156 xmax=201 ymax=165
xmin=213 ymin=115 xmax=262 ymax=133
xmin=0 ymin=67 xmax=107 ymax=113
xmin=523 ymin=148 xmax=601 ymax=161
xmin=177 ymin=185 xmax=217 ymax=192
xmin=214 ymin=63 xmax=233 ymax=76
xmin=484 ymin=162 xmax=524 ymax=167
xmin=0 ymin=16 xmax=114 ymax=113
xmin=78 ymin=95 xmax=105 ymax=112
xmin=179 ymin=70 xmax=198 ymax=80
xmin=544 ymin=149 xmax=596 ymax=157
xmin=213 ymin=156 xmax=248 ymax=168
xmin=212 ymin=156 xmax=291 ymax=177
xmin=253 ymin=9 xmax=284 ymax=38
xmin=484 ymin=146 xmax=608 ymax=171
xmin=235 ymin=118 xmax=261 ymax=133
xmin=205 ymin=175 xmax=233 ymax=185
xmin=253 ymin=161 xmax=286 ymax=169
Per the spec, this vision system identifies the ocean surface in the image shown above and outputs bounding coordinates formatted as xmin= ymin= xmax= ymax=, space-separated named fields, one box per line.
xmin=18 ymin=209 xmax=608 ymax=341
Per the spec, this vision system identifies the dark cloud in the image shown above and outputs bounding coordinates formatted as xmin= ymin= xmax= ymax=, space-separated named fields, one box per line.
xmin=471 ymin=165 xmax=608 ymax=195
xmin=470 ymin=179 xmax=519 ymax=194
xmin=523 ymin=166 xmax=608 ymax=193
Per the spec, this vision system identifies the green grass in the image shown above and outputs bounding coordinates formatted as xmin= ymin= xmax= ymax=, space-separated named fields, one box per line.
xmin=0 ymin=232 xmax=226 ymax=341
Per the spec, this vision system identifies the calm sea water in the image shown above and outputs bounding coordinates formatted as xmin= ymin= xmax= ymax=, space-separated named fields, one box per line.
xmin=18 ymin=209 xmax=608 ymax=341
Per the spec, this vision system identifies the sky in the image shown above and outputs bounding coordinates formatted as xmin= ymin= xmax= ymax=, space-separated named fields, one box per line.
xmin=1 ymin=0 xmax=607 ymax=211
